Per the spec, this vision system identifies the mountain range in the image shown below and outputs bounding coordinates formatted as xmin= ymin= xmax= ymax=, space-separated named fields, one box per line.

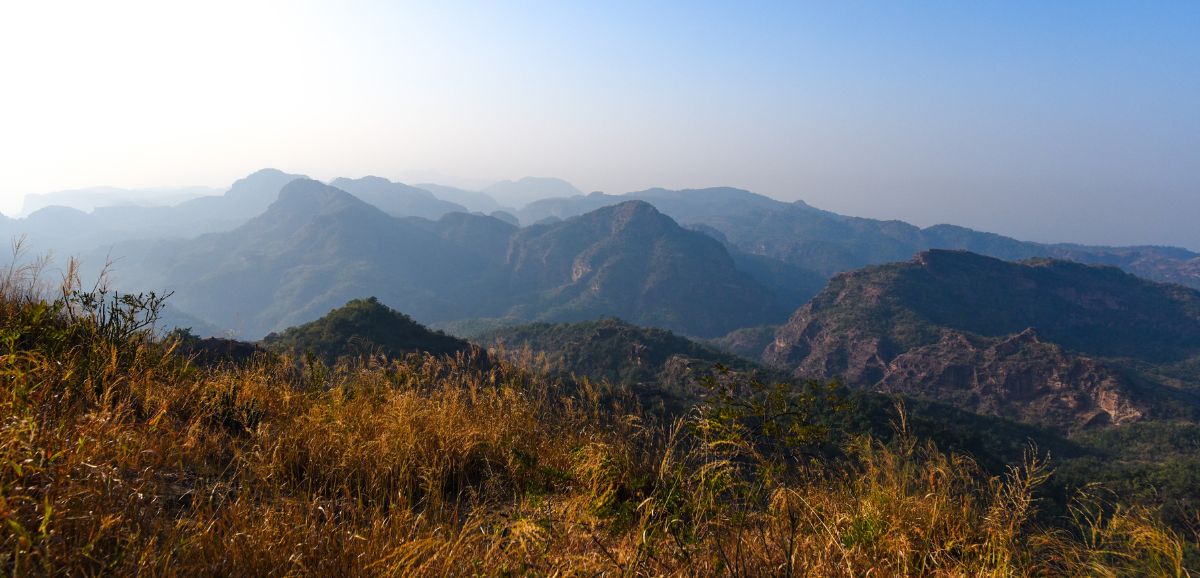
xmin=516 ymin=187 xmax=1200 ymax=290
xmin=18 ymin=185 xmax=219 ymax=216
xmin=106 ymin=179 xmax=785 ymax=339
xmin=0 ymin=170 xmax=497 ymax=262
xmin=1 ymin=169 xmax=305 ymax=259
xmin=327 ymin=176 xmax=468 ymax=220
xmin=7 ymin=169 xmax=1197 ymax=299
xmin=483 ymin=176 xmax=581 ymax=208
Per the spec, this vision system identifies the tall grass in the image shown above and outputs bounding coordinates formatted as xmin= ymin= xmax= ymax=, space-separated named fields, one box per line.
xmin=0 ymin=256 xmax=1193 ymax=576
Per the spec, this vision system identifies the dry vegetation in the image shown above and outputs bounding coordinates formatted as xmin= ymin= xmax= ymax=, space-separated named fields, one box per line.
xmin=0 ymin=254 xmax=1195 ymax=576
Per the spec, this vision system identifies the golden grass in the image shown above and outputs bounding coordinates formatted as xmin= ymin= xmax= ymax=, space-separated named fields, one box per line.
xmin=0 ymin=257 xmax=1194 ymax=576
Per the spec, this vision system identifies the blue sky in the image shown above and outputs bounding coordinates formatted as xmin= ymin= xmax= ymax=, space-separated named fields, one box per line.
xmin=1 ymin=1 xmax=1197 ymax=248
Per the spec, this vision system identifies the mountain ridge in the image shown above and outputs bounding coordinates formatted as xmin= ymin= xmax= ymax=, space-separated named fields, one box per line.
xmin=516 ymin=187 xmax=1200 ymax=290
xmin=758 ymin=249 xmax=1200 ymax=432
xmin=124 ymin=191 xmax=785 ymax=339
xmin=329 ymin=176 xmax=468 ymax=219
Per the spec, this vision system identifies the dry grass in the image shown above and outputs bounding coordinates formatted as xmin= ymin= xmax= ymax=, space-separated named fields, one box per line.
xmin=0 ymin=256 xmax=1194 ymax=576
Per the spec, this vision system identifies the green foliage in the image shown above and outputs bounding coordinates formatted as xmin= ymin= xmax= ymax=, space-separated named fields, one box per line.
xmin=62 ymin=289 xmax=171 ymax=344
xmin=1 ymin=285 xmax=173 ymax=404
xmin=262 ymin=297 xmax=474 ymax=364
xmin=477 ymin=318 xmax=776 ymax=414
xmin=894 ymin=251 xmax=1200 ymax=362
xmin=694 ymin=367 xmax=846 ymax=467
xmin=1051 ymin=422 xmax=1200 ymax=533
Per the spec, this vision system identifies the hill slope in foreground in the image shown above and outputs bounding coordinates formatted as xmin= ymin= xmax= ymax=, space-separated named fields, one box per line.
xmin=1 ymin=268 xmax=1194 ymax=574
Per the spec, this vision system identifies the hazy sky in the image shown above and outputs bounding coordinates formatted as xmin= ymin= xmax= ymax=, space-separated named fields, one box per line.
xmin=1 ymin=1 xmax=1198 ymax=249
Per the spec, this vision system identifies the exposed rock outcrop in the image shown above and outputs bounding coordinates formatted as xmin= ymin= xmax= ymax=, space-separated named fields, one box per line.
xmin=763 ymin=250 xmax=1200 ymax=433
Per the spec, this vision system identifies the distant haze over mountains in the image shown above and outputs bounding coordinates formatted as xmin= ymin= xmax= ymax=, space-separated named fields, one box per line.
xmin=10 ymin=170 xmax=1197 ymax=252
xmin=328 ymin=176 xmax=468 ymax=220
xmin=482 ymin=177 xmax=581 ymax=209
xmin=105 ymin=179 xmax=786 ymax=338
xmin=2 ymin=167 xmax=1197 ymax=341
xmin=19 ymin=185 xmax=221 ymax=216
xmin=9 ymin=168 xmax=1198 ymax=251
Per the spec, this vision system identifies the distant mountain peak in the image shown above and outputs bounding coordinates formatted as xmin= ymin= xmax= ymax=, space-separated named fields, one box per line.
xmin=227 ymin=168 xmax=306 ymax=198
xmin=328 ymin=176 xmax=467 ymax=218
xmin=243 ymin=167 xmax=293 ymax=179
xmin=28 ymin=205 xmax=88 ymax=218
xmin=585 ymin=199 xmax=662 ymax=218
xmin=334 ymin=175 xmax=390 ymax=186
xmin=276 ymin=178 xmax=359 ymax=205
xmin=607 ymin=199 xmax=668 ymax=226
xmin=630 ymin=186 xmax=773 ymax=203
xmin=566 ymin=199 xmax=675 ymax=238
xmin=483 ymin=177 xmax=582 ymax=207
xmin=487 ymin=176 xmax=580 ymax=191
xmin=915 ymin=248 xmax=994 ymax=266
xmin=26 ymin=205 xmax=91 ymax=227
xmin=253 ymin=179 xmax=381 ymax=228
xmin=330 ymin=175 xmax=432 ymax=196
xmin=505 ymin=199 xmax=781 ymax=337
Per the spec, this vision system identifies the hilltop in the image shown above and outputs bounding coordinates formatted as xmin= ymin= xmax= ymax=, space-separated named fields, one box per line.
xmin=503 ymin=201 xmax=783 ymax=336
xmin=263 ymin=297 xmax=478 ymax=364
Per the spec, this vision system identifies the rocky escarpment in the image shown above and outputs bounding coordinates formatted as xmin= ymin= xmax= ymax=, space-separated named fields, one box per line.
xmin=762 ymin=250 xmax=1200 ymax=433
xmin=878 ymin=329 xmax=1142 ymax=431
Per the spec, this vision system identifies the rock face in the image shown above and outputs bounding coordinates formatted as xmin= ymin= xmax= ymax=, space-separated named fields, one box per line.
xmin=763 ymin=250 xmax=1200 ymax=433
xmin=878 ymin=329 xmax=1142 ymax=431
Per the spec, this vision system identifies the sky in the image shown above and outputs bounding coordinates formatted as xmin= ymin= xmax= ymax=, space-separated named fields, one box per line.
xmin=1 ymin=1 xmax=1198 ymax=249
